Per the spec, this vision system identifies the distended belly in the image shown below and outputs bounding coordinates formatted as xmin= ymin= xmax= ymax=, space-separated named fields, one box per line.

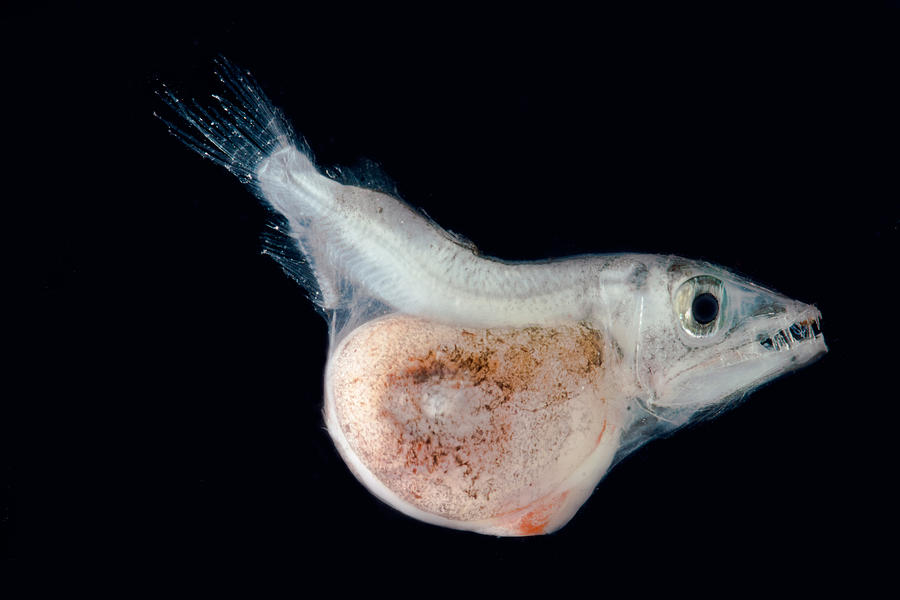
xmin=326 ymin=315 xmax=619 ymax=527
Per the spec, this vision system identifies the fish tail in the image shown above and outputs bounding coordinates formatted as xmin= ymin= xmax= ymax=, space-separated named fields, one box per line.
xmin=155 ymin=56 xmax=305 ymax=185
xmin=156 ymin=57 xmax=330 ymax=313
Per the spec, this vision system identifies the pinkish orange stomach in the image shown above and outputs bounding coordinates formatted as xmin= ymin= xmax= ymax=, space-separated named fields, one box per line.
xmin=328 ymin=315 xmax=616 ymax=528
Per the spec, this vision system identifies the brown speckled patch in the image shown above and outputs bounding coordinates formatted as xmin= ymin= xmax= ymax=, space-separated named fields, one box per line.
xmin=329 ymin=315 xmax=610 ymax=521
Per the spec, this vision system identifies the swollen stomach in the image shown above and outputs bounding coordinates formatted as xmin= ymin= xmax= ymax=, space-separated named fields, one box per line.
xmin=324 ymin=314 xmax=622 ymax=535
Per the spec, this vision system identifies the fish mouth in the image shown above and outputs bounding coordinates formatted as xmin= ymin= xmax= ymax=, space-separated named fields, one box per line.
xmin=757 ymin=311 xmax=825 ymax=352
xmin=649 ymin=306 xmax=826 ymax=412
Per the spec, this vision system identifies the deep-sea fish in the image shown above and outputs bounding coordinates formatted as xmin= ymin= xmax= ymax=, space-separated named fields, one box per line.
xmin=157 ymin=59 xmax=827 ymax=536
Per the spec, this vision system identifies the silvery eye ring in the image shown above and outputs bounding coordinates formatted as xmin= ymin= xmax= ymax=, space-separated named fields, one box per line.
xmin=675 ymin=276 xmax=726 ymax=337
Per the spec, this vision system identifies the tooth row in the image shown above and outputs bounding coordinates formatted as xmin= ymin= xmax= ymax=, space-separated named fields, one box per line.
xmin=760 ymin=316 xmax=822 ymax=351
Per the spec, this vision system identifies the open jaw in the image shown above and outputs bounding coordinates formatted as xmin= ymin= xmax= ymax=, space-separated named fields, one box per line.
xmin=656 ymin=306 xmax=827 ymax=412
xmin=758 ymin=311 xmax=825 ymax=353
xmin=731 ymin=306 xmax=828 ymax=390
xmin=741 ymin=306 xmax=828 ymax=377
xmin=746 ymin=306 xmax=828 ymax=385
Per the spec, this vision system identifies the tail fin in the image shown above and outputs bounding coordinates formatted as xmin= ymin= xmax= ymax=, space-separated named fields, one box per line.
xmin=156 ymin=57 xmax=327 ymax=314
xmin=155 ymin=57 xmax=303 ymax=184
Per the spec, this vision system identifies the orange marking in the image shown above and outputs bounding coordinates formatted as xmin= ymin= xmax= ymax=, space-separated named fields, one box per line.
xmin=515 ymin=491 xmax=569 ymax=535
xmin=596 ymin=419 xmax=608 ymax=446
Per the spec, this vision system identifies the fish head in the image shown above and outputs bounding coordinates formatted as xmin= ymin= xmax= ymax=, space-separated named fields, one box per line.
xmin=629 ymin=257 xmax=827 ymax=423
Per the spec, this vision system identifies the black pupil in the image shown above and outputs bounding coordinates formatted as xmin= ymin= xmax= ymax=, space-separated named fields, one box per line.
xmin=692 ymin=293 xmax=719 ymax=325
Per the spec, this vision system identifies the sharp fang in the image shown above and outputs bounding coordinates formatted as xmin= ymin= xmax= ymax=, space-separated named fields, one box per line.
xmin=811 ymin=318 xmax=822 ymax=337
xmin=773 ymin=330 xmax=791 ymax=350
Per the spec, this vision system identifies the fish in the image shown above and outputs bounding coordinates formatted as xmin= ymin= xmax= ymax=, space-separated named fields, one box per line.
xmin=157 ymin=58 xmax=827 ymax=536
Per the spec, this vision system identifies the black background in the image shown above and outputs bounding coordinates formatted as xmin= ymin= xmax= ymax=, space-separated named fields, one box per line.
xmin=12 ymin=3 xmax=898 ymax=594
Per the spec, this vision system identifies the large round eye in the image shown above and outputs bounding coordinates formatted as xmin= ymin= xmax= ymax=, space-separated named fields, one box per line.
xmin=674 ymin=276 xmax=726 ymax=337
